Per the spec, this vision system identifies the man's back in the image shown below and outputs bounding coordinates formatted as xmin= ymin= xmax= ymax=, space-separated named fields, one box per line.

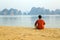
xmin=35 ymin=19 xmax=45 ymax=29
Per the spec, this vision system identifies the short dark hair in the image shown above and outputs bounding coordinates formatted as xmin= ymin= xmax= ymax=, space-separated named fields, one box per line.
xmin=38 ymin=15 xmax=42 ymax=19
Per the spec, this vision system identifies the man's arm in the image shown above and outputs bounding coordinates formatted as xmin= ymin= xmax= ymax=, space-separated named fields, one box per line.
xmin=42 ymin=20 xmax=45 ymax=25
xmin=35 ymin=20 xmax=38 ymax=26
xmin=43 ymin=20 xmax=45 ymax=25
xmin=44 ymin=22 xmax=45 ymax=25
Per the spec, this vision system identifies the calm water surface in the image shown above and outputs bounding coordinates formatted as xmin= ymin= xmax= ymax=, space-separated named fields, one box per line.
xmin=0 ymin=15 xmax=60 ymax=28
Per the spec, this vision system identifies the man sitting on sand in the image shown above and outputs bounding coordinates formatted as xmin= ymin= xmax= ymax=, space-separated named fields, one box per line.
xmin=35 ymin=15 xmax=45 ymax=29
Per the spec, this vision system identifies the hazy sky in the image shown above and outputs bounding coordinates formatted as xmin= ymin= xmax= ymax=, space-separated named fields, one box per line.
xmin=0 ymin=0 xmax=60 ymax=12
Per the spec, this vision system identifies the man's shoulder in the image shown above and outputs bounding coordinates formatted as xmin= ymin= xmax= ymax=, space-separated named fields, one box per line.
xmin=41 ymin=19 xmax=45 ymax=22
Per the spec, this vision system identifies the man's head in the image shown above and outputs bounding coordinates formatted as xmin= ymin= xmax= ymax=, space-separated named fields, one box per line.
xmin=38 ymin=15 xmax=42 ymax=19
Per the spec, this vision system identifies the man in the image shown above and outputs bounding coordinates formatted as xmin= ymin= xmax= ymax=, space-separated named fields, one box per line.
xmin=35 ymin=15 xmax=45 ymax=29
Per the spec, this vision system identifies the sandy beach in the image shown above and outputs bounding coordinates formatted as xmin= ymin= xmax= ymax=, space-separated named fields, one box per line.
xmin=0 ymin=26 xmax=60 ymax=40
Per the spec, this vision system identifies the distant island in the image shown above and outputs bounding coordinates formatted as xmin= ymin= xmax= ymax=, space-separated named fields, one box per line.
xmin=0 ymin=7 xmax=60 ymax=15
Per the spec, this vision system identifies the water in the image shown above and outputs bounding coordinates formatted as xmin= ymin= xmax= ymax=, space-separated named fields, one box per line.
xmin=0 ymin=15 xmax=60 ymax=28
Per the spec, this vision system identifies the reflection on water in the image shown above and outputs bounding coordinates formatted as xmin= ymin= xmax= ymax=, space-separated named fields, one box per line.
xmin=0 ymin=15 xmax=60 ymax=28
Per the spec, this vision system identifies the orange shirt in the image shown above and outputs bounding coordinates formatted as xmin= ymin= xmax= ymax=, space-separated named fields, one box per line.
xmin=35 ymin=19 xmax=45 ymax=29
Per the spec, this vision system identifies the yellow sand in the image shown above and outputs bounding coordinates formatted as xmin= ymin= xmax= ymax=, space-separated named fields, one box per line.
xmin=0 ymin=26 xmax=60 ymax=40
